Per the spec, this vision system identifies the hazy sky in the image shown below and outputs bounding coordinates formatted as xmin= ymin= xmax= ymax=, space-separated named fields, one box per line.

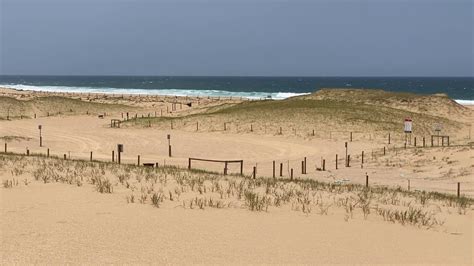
xmin=0 ymin=0 xmax=472 ymax=76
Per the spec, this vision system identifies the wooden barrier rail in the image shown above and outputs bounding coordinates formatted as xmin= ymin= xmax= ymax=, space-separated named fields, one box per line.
xmin=188 ymin=157 xmax=244 ymax=176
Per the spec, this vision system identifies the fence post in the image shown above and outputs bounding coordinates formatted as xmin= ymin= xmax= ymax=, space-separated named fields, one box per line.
xmin=280 ymin=163 xmax=283 ymax=177
xmin=347 ymin=155 xmax=350 ymax=167
xmin=290 ymin=168 xmax=293 ymax=180
xmin=26 ymin=149 xmax=29 ymax=156
xmin=137 ymin=155 xmax=140 ymax=166
xmin=272 ymin=161 xmax=275 ymax=178
xmin=335 ymin=154 xmax=338 ymax=169
xmin=383 ymin=146 xmax=386 ymax=155
xmin=301 ymin=161 xmax=304 ymax=174
xmin=63 ymin=154 xmax=67 ymax=160
xmin=112 ymin=150 xmax=115 ymax=162
xmin=168 ymin=145 xmax=172 ymax=157
xmin=388 ymin=133 xmax=391 ymax=144
xmin=350 ymin=132 xmax=353 ymax=142
xmin=4 ymin=143 xmax=6 ymax=153
xmin=408 ymin=179 xmax=410 ymax=191
xmin=304 ymin=157 xmax=307 ymax=174
xmin=188 ymin=158 xmax=192 ymax=169
xmin=47 ymin=148 xmax=49 ymax=157
xmin=457 ymin=182 xmax=460 ymax=198
xmin=224 ymin=162 xmax=228 ymax=175
xmin=345 ymin=142 xmax=348 ymax=166
xmin=90 ymin=151 xmax=93 ymax=161
xmin=240 ymin=160 xmax=243 ymax=175
xmin=322 ymin=159 xmax=325 ymax=171
xmin=253 ymin=166 xmax=256 ymax=179
xmin=361 ymin=151 xmax=364 ymax=164
xmin=414 ymin=137 xmax=417 ymax=147
xmin=365 ymin=173 xmax=369 ymax=188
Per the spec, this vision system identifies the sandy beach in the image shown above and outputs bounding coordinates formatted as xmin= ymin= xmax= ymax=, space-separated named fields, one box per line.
xmin=1 ymin=87 xmax=473 ymax=264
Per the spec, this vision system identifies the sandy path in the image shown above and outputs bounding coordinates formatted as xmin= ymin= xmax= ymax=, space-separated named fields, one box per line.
xmin=1 ymin=183 xmax=472 ymax=264
xmin=1 ymin=115 xmax=472 ymax=196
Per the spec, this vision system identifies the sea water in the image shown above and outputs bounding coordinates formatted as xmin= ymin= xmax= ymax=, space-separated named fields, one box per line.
xmin=0 ymin=76 xmax=472 ymax=104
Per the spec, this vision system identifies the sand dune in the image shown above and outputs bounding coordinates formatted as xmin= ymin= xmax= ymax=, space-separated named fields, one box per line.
xmin=1 ymin=88 xmax=473 ymax=264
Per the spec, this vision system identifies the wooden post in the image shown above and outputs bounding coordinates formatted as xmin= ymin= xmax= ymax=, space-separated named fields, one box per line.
xmin=90 ymin=151 xmax=93 ymax=161
xmin=345 ymin=142 xmax=348 ymax=166
xmin=301 ymin=161 xmax=304 ymax=174
xmin=322 ymin=159 xmax=325 ymax=171
xmin=350 ymin=132 xmax=353 ymax=142
xmin=335 ymin=154 xmax=338 ymax=169
xmin=279 ymin=127 xmax=282 ymax=135
xmin=442 ymin=137 xmax=444 ymax=146
xmin=168 ymin=145 xmax=172 ymax=157
xmin=253 ymin=166 xmax=256 ymax=179
xmin=47 ymin=148 xmax=49 ymax=157
xmin=388 ymin=133 xmax=391 ymax=144
xmin=383 ymin=146 xmax=386 ymax=155
xmin=457 ymin=182 xmax=460 ymax=198
xmin=26 ymin=149 xmax=29 ymax=156
xmin=414 ymin=137 xmax=417 ymax=147
xmin=347 ymin=155 xmax=350 ymax=167
xmin=304 ymin=157 xmax=307 ymax=174
xmin=408 ymin=179 xmax=410 ymax=191
xmin=196 ymin=122 xmax=199 ymax=131
xmin=312 ymin=129 xmax=315 ymax=136
xmin=63 ymin=154 xmax=67 ymax=160
xmin=280 ymin=163 xmax=283 ymax=177
xmin=290 ymin=168 xmax=293 ymax=180
xmin=224 ymin=162 xmax=228 ymax=175
xmin=447 ymin=136 xmax=450 ymax=146
xmin=171 ymin=120 xmax=173 ymax=130
xmin=361 ymin=151 xmax=364 ymax=164
xmin=250 ymin=124 xmax=253 ymax=132
xmin=4 ymin=143 xmax=6 ymax=153
xmin=431 ymin=136 xmax=434 ymax=147
xmin=224 ymin=122 xmax=227 ymax=131
xmin=137 ymin=155 xmax=140 ymax=166
xmin=188 ymin=158 xmax=191 ymax=169
xmin=423 ymin=137 xmax=425 ymax=147
xmin=240 ymin=160 xmax=243 ymax=175
xmin=365 ymin=173 xmax=369 ymax=188
xmin=112 ymin=150 xmax=115 ymax=162
xmin=272 ymin=161 xmax=275 ymax=178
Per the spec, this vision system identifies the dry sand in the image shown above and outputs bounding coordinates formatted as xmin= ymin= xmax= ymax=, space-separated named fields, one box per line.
xmin=1 ymin=87 xmax=473 ymax=264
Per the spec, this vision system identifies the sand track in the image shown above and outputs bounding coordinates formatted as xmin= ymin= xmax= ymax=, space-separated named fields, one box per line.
xmin=1 ymin=115 xmax=472 ymax=196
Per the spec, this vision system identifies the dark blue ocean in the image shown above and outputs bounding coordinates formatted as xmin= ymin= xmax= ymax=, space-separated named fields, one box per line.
xmin=0 ymin=76 xmax=472 ymax=103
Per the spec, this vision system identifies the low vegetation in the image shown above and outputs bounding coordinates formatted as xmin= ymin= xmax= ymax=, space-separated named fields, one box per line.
xmin=1 ymin=153 xmax=472 ymax=229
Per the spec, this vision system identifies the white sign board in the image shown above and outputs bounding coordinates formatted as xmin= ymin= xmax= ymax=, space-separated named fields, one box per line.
xmin=404 ymin=118 xmax=412 ymax=133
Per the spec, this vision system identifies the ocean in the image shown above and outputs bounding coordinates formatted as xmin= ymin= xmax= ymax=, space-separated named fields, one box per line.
xmin=0 ymin=76 xmax=472 ymax=103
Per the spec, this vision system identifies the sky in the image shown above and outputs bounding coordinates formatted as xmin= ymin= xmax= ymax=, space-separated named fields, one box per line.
xmin=0 ymin=0 xmax=472 ymax=76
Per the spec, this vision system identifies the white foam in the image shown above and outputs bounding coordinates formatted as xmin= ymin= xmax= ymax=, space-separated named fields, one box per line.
xmin=0 ymin=84 xmax=309 ymax=100
xmin=454 ymin=99 xmax=474 ymax=105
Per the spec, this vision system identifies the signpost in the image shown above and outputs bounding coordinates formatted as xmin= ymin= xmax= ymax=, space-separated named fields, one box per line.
xmin=38 ymin=125 xmax=43 ymax=147
xmin=167 ymin=134 xmax=172 ymax=157
xmin=117 ymin=144 xmax=123 ymax=164
xmin=404 ymin=118 xmax=412 ymax=145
